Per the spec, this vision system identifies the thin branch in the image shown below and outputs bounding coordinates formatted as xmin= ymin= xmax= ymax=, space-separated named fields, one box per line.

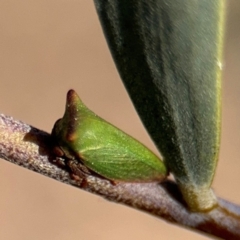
xmin=0 ymin=113 xmax=240 ymax=239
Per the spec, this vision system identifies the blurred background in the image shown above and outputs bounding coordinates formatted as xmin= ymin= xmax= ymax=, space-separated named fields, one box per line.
xmin=0 ymin=1 xmax=239 ymax=239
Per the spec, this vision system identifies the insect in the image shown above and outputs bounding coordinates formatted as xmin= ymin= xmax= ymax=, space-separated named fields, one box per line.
xmin=51 ymin=89 xmax=168 ymax=183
